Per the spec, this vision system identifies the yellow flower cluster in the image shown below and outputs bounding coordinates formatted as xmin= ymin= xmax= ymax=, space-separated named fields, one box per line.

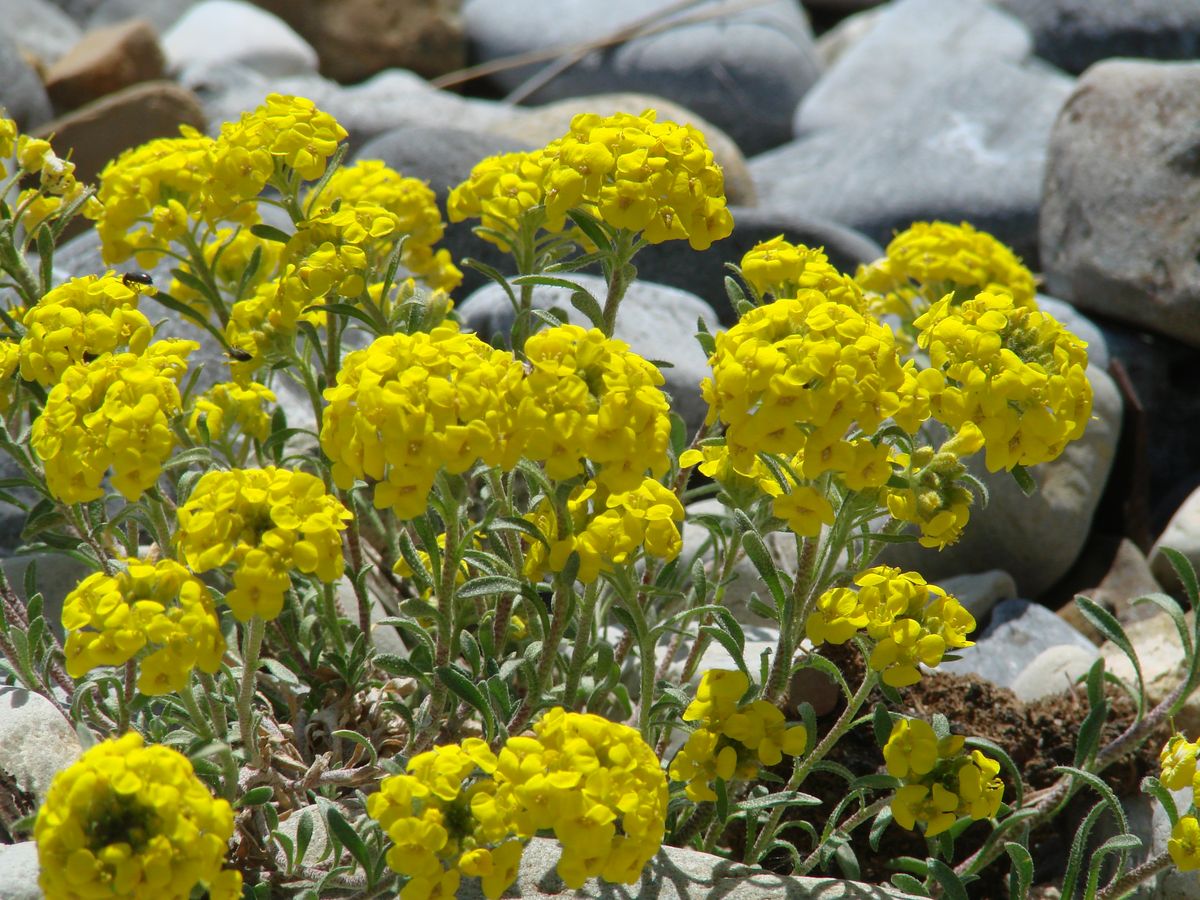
xmin=670 ymin=670 xmax=806 ymax=802
xmin=187 ymin=380 xmax=275 ymax=443
xmin=856 ymin=220 xmax=1037 ymax=321
xmin=175 ymin=467 xmax=352 ymax=620
xmin=4 ymin=130 xmax=100 ymax=228
xmin=915 ymin=290 xmax=1092 ymax=472
xmin=525 ymin=477 xmax=685 ymax=584
xmin=1161 ymin=734 xmax=1200 ymax=872
xmin=313 ymin=160 xmax=462 ymax=291
xmin=739 ymin=236 xmax=867 ymax=310
xmin=806 ymin=566 xmax=975 ymax=687
xmin=224 ymin=274 xmax=326 ymax=371
xmin=701 ymin=293 xmax=929 ymax=477
xmin=885 ymin=718 xmax=1003 ymax=836
xmin=93 ymin=126 xmax=216 ymax=266
xmin=370 ymin=709 xmax=666 ymax=897
xmin=208 ymin=93 xmax=347 ymax=220
xmin=492 ymin=708 xmax=667 ymax=888
xmin=449 ymin=110 xmax=733 ymax=251
xmin=322 ymin=324 xmax=525 ymax=519
xmin=521 ymin=324 xmax=672 ymax=491
xmin=61 ymin=558 xmax=225 ymax=695
xmin=447 ymin=151 xmax=546 ymax=251
xmin=368 ymin=738 xmax=520 ymax=900
xmin=35 ymin=733 xmax=240 ymax=900
xmin=31 ymin=340 xmax=196 ymax=503
xmin=19 ymin=273 xmax=153 ymax=386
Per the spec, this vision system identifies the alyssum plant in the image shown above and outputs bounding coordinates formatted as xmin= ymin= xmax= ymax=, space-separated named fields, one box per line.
xmin=1 ymin=99 xmax=1196 ymax=900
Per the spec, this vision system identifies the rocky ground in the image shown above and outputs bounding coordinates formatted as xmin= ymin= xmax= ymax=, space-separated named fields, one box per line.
xmin=6 ymin=0 xmax=1200 ymax=896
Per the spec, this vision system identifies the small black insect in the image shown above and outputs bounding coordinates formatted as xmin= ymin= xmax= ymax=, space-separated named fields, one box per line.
xmin=226 ymin=348 xmax=254 ymax=362
xmin=122 ymin=272 xmax=154 ymax=289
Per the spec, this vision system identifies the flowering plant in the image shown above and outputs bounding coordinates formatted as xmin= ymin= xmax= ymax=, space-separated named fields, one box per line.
xmin=1 ymin=98 xmax=1195 ymax=900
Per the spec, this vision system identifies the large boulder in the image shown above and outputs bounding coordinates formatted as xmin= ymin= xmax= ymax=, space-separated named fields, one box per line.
xmin=1041 ymin=60 xmax=1200 ymax=348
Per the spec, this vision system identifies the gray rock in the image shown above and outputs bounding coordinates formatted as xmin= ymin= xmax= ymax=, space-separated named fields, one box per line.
xmin=814 ymin=5 xmax=886 ymax=69
xmin=246 ymin=0 xmax=466 ymax=84
xmin=1147 ymin=785 xmax=1200 ymax=898
xmin=1041 ymin=60 xmax=1200 ymax=349
xmin=1010 ymin=643 xmax=1099 ymax=702
xmin=458 ymin=836 xmax=919 ymax=899
xmin=935 ymin=570 xmax=1018 ymax=622
xmin=1038 ymin=294 xmax=1110 ymax=372
xmin=1152 ymin=485 xmax=1200 ymax=588
xmin=795 ymin=0 xmax=1032 ymax=137
xmin=41 ymin=0 xmax=105 ymax=22
xmin=356 ymin=126 xmax=534 ymax=202
xmin=162 ymin=0 xmax=319 ymax=77
xmin=32 ymin=80 xmax=207 ymax=185
xmin=2 ymin=554 xmax=93 ymax=639
xmin=44 ymin=19 xmax=166 ymax=112
xmin=939 ymin=599 xmax=1098 ymax=688
xmin=997 ymin=0 xmax=1200 ymax=76
xmin=0 ymin=32 xmax=54 ymax=129
xmin=88 ymin=0 xmax=198 ymax=33
xmin=0 ymin=687 xmax=81 ymax=801
xmin=456 ymin=273 xmax=717 ymax=434
xmin=752 ymin=57 xmax=1072 ymax=266
xmin=0 ymin=843 xmax=43 ymax=900
xmin=7 ymin=0 xmax=83 ymax=67
xmin=461 ymin=0 xmax=822 ymax=156
xmin=880 ymin=367 xmax=1122 ymax=599
xmin=636 ymin=206 xmax=882 ymax=324
xmin=1101 ymin=611 xmax=1200 ymax=735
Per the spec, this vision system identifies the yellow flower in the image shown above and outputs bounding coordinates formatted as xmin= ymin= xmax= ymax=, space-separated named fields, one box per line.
xmin=19 ymin=273 xmax=153 ymax=386
xmin=1161 ymin=734 xmax=1200 ymax=791
xmin=883 ymin=718 xmax=940 ymax=780
xmin=956 ymin=750 xmax=1003 ymax=820
xmin=61 ymin=559 xmax=225 ymax=695
xmin=518 ymin=324 xmax=672 ymax=492
xmin=857 ymin=220 xmax=1037 ymax=323
xmin=187 ymin=380 xmax=275 ymax=443
xmin=35 ymin=733 xmax=240 ymax=900
xmin=31 ymin=341 xmax=196 ymax=503
xmin=175 ymin=467 xmax=352 ymax=620
xmin=321 ymin=324 xmax=526 ymax=519
xmin=93 ymin=126 xmax=215 ymax=266
xmin=915 ymin=290 xmax=1092 ymax=472
xmin=311 ymin=160 xmax=461 ymax=292
xmin=669 ymin=727 xmax=737 ymax=802
xmin=891 ymin=783 xmax=959 ymax=836
xmin=1170 ymin=816 xmax=1200 ymax=872
xmin=805 ymin=587 xmax=869 ymax=646
xmin=683 ymin=669 xmax=750 ymax=728
xmin=740 ymin=236 xmax=866 ymax=309
xmin=701 ymin=293 xmax=930 ymax=477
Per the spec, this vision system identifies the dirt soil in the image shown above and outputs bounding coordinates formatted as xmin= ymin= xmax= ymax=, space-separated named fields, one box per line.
xmin=737 ymin=644 xmax=1166 ymax=896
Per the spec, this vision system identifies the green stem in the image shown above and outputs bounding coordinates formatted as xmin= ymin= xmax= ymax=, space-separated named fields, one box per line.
xmin=746 ymin=668 xmax=879 ymax=864
xmin=765 ymin=536 xmax=817 ymax=705
xmin=508 ymin=572 xmax=573 ymax=734
xmin=600 ymin=232 xmax=640 ymax=337
xmin=1094 ymin=850 xmax=1173 ymax=900
xmin=237 ymin=616 xmax=266 ymax=769
xmin=796 ymin=796 xmax=889 ymax=875
xmin=563 ymin=581 xmax=600 ymax=709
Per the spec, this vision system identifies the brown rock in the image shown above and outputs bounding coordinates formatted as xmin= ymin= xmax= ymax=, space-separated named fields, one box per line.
xmin=489 ymin=93 xmax=758 ymax=207
xmin=1101 ymin=611 xmax=1200 ymax=733
xmin=44 ymin=19 xmax=164 ymax=112
xmin=248 ymin=0 xmax=465 ymax=83
xmin=1061 ymin=537 xmax=1165 ymax=643
xmin=34 ymin=81 xmax=205 ymax=185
